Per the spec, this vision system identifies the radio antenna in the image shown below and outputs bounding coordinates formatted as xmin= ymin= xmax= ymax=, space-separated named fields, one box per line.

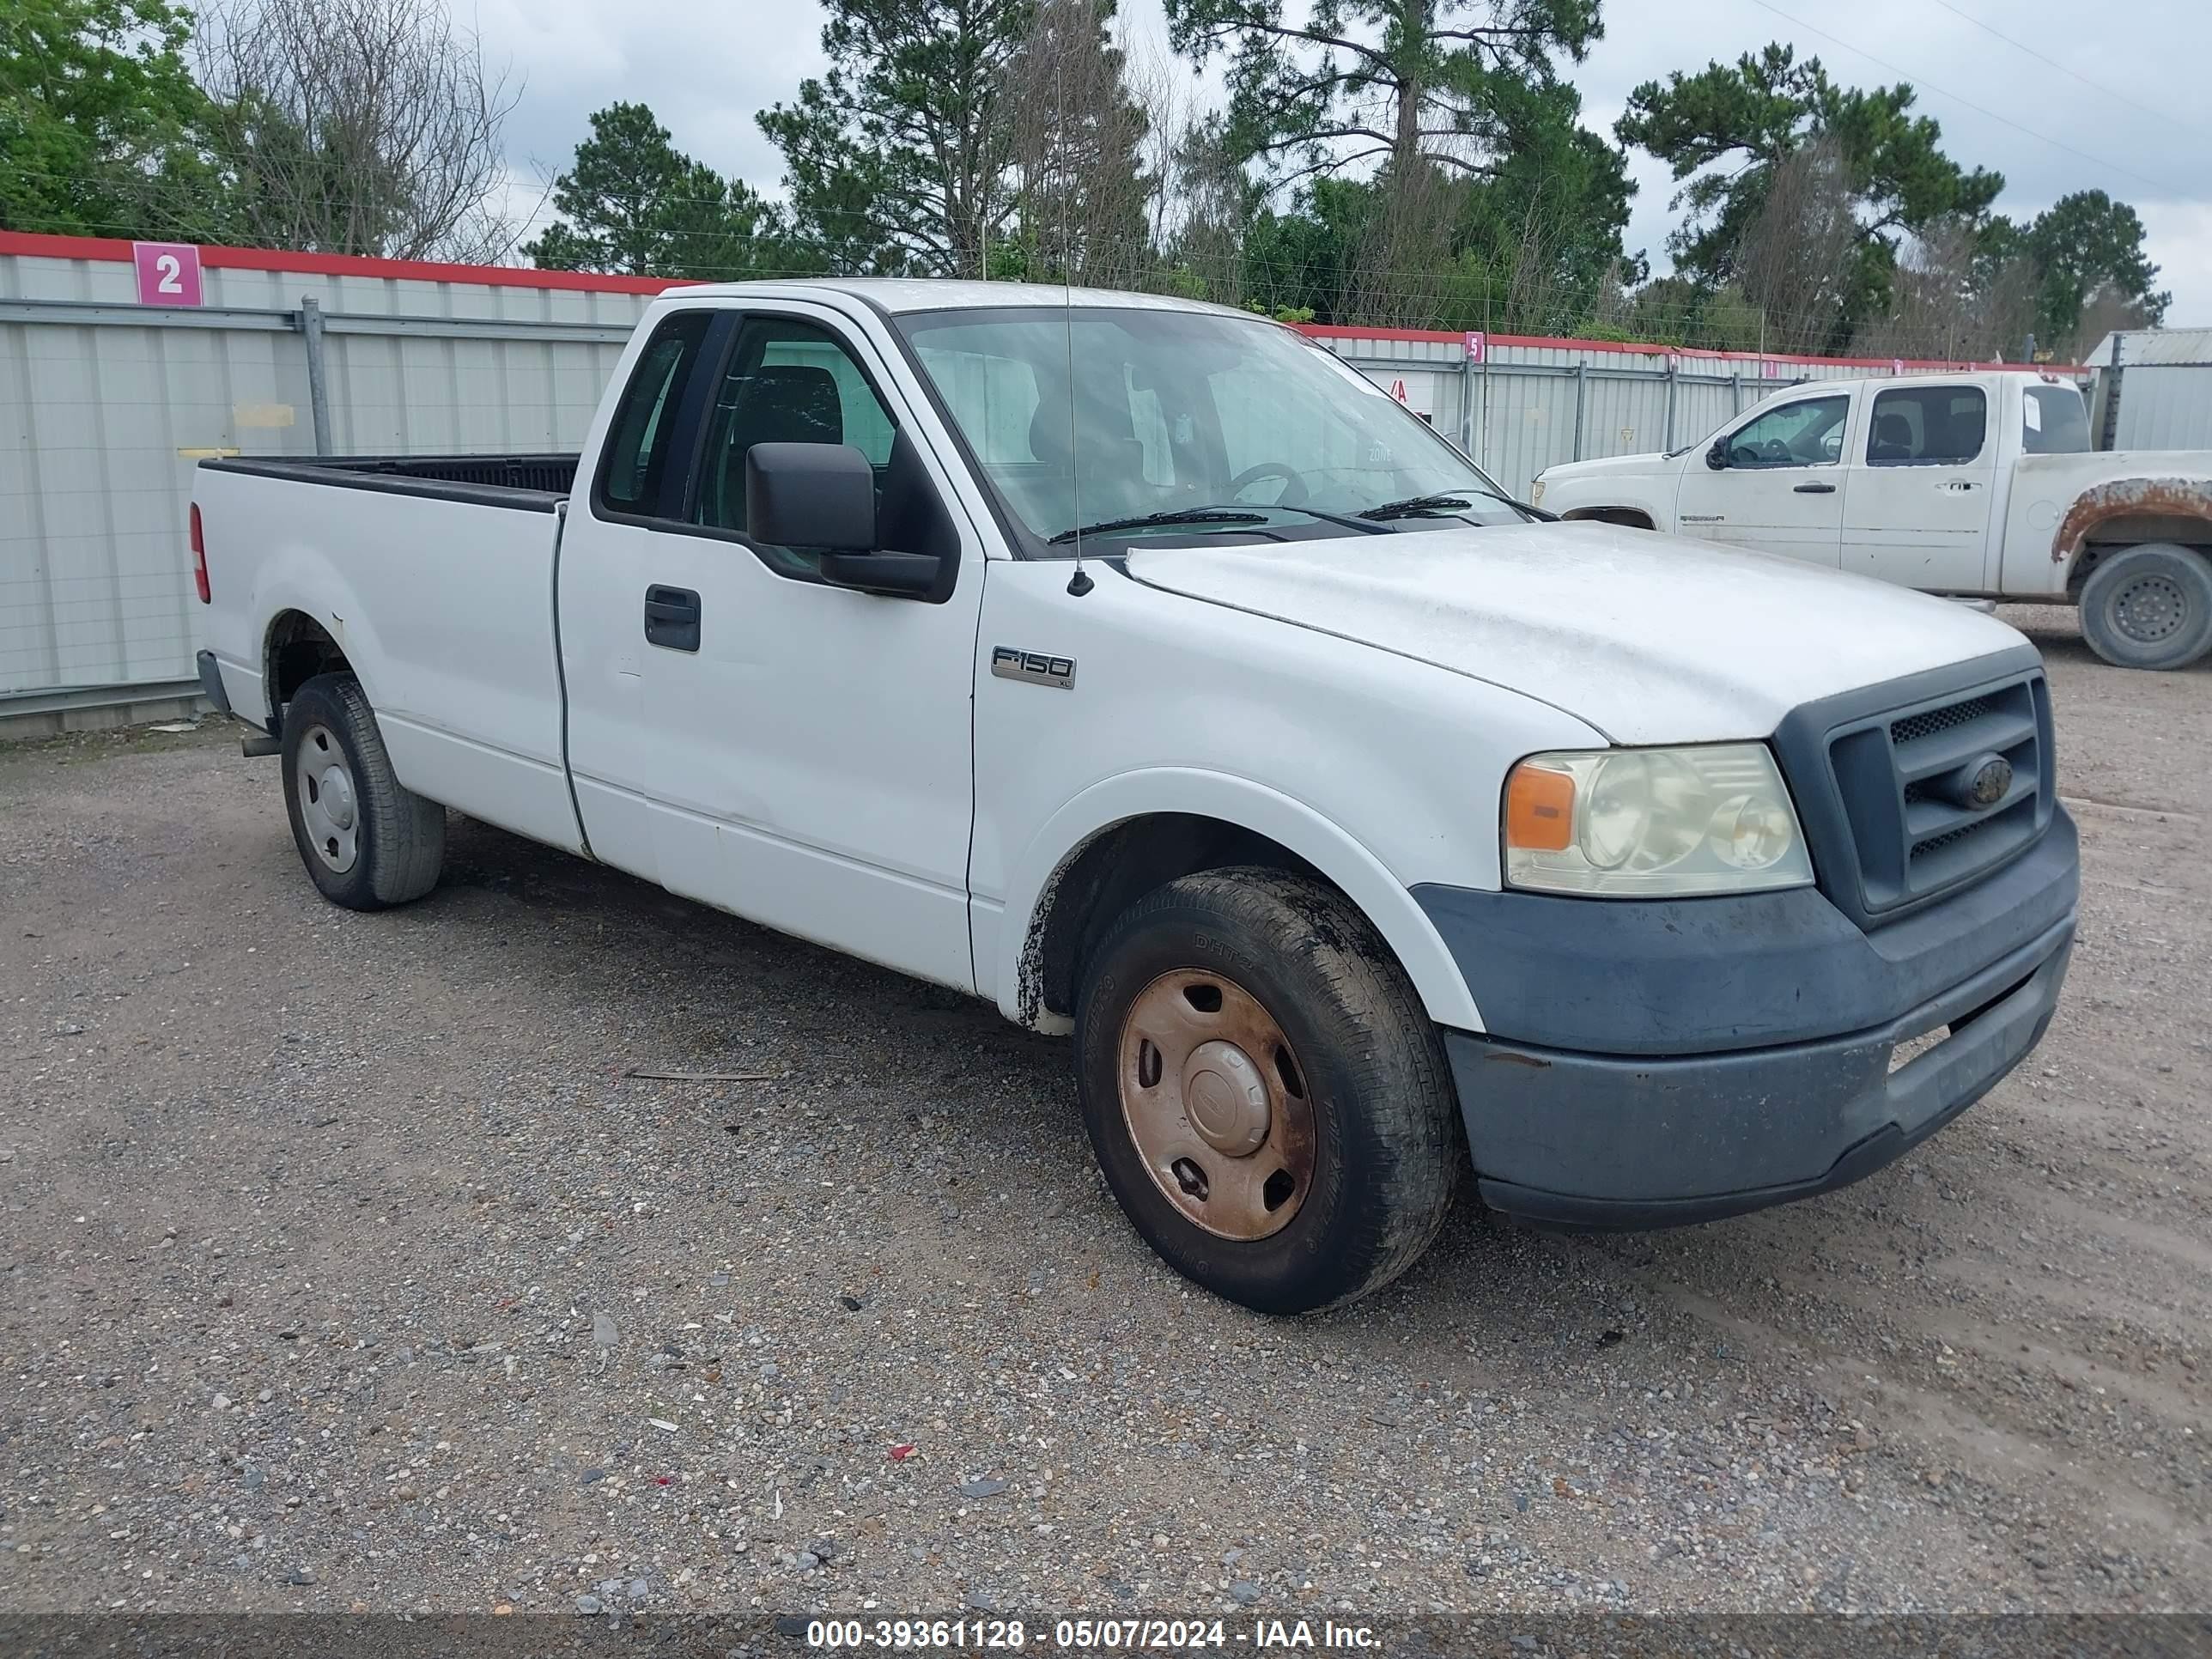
xmin=1058 ymin=55 xmax=1092 ymax=598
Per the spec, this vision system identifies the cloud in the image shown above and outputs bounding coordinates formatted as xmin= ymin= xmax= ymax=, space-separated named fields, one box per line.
xmin=472 ymin=0 xmax=2209 ymax=322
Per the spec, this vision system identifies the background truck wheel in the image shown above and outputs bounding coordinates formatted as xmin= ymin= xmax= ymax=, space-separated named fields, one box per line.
xmin=2077 ymin=544 xmax=2212 ymax=671
xmin=279 ymin=672 xmax=446 ymax=909
xmin=1074 ymin=866 xmax=1461 ymax=1315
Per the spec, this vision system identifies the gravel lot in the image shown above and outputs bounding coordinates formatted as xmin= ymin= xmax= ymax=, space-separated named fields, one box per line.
xmin=2 ymin=606 xmax=2206 ymax=1619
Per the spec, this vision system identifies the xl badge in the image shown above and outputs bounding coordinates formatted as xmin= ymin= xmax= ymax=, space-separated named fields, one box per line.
xmin=991 ymin=646 xmax=1076 ymax=690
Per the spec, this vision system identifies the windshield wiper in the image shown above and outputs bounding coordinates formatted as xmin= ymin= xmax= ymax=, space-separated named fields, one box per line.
xmin=1358 ymin=489 xmax=1553 ymax=522
xmin=1047 ymin=507 xmax=1267 ymax=545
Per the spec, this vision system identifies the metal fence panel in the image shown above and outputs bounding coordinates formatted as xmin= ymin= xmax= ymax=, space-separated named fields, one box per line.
xmin=2114 ymin=365 xmax=2212 ymax=451
xmin=0 ymin=238 xmax=2096 ymax=715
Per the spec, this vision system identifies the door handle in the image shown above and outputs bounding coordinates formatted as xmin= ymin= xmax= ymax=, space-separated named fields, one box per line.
xmin=1937 ymin=480 xmax=1979 ymax=491
xmin=643 ymin=585 xmax=701 ymax=653
xmin=1792 ymin=483 xmax=1837 ymax=494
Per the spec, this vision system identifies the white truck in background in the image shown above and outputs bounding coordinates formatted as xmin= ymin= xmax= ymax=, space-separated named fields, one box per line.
xmin=1533 ymin=371 xmax=2212 ymax=671
xmin=191 ymin=281 xmax=2079 ymax=1315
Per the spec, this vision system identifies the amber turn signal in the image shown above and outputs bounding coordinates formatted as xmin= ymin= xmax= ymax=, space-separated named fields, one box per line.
xmin=1504 ymin=761 xmax=1575 ymax=852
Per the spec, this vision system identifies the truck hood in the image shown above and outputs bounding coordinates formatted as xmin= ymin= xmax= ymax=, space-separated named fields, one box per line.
xmin=1538 ymin=450 xmax=1674 ymax=484
xmin=1123 ymin=521 xmax=2029 ymax=744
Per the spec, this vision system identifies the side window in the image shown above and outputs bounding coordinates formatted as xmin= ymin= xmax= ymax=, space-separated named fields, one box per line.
xmin=597 ymin=313 xmax=712 ymax=514
xmin=694 ymin=317 xmax=897 ymax=571
xmin=1723 ymin=395 xmax=1850 ymax=468
xmin=2023 ymin=385 xmax=2091 ymax=455
xmin=1868 ymin=385 xmax=1988 ymax=465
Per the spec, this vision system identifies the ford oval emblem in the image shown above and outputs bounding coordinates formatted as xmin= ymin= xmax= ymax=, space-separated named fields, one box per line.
xmin=1967 ymin=755 xmax=2012 ymax=808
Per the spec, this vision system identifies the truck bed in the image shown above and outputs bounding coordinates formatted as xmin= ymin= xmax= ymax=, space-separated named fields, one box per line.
xmin=199 ymin=453 xmax=580 ymax=509
xmin=193 ymin=452 xmax=585 ymax=854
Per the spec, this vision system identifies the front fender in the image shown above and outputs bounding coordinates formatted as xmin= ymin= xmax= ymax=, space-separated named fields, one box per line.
xmin=994 ymin=767 xmax=1486 ymax=1035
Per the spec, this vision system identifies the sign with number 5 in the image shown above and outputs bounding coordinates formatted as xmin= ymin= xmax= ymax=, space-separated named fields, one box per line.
xmin=132 ymin=242 xmax=204 ymax=307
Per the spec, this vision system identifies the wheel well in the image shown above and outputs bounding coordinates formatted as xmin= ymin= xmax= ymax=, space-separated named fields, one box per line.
xmin=1021 ymin=813 xmax=1330 ymax=1024
xmin=265 ymin=611 xmax=352 ymax=716
xmin=2068 ymin=537 xmax=2212 ymax=599
xmin=1560 ymin=506 xmax=1656 ymax=531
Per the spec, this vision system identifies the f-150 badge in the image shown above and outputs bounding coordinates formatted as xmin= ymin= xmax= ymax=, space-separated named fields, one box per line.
xmin=991 ymin=646 xmax=1076 ymax=690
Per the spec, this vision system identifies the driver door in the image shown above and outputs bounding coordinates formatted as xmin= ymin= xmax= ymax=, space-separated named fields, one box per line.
xmin=1673 ymin=392 xmax=1850 ymax=567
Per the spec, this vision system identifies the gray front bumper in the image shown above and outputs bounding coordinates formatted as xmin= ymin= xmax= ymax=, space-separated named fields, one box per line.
xmin=1443 ymin=913 xmax=2073 ymax=1228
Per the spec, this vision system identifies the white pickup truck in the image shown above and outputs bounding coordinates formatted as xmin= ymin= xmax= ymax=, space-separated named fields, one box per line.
xmin=191 ymin=281 xmax=2079 ymax=1314
xmin=1533 ymin=370 xmax=2212 ymax=671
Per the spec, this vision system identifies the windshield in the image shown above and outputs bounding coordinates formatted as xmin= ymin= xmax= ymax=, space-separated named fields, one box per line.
xmin=896 ymin=306 xmax=1529 ymax=550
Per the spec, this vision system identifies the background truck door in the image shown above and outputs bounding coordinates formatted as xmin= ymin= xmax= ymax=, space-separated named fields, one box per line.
xmin=1841 ymin=380 xmax=1999 ymax=592
xmin=561 ymin=302 xmax=985 ymax=992
xmin=1673 ymin=392 xmax=1850 ymax=565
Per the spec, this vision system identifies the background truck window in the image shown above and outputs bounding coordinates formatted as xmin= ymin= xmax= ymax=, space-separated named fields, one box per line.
xmin=1723 ymin=395 xmax=1850 ymax=468
xmin=1867 ymin=385 xmax=1989 ymax=465
xmin=2022 ymin=385 xmax=2092 ymax=455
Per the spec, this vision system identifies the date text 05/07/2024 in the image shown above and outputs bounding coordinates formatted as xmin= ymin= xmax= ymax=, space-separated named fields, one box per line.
xmin=804 ymin=1618 xmax=1383 ymax=1650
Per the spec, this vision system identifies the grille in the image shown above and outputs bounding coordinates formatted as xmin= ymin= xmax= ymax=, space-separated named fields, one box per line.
xmin=1823 ymin=672 xmax=2050 ymax=918
xmin=1891 ymin=696 xmax=1996 ymax=745
xmin=1911 ymin=823 xmax=1984 ymax=859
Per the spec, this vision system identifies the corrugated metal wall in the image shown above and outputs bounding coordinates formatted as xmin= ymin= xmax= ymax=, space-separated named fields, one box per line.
xmin=2080 ymin=331 xmax=2212 ymax=453
xmin=2112 ymin=366 xmax=2212 ymax=452
xmin=1 ymin=240 xmax=653 ymax=715
xmin=0 ymin=232 xmax=2093 ymax=722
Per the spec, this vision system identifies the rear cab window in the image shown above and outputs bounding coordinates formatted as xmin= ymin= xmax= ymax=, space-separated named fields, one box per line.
xmin=596 ymin=313 xmax=714 ymax=515
xmin=2022 ymin=384 xmax=2092 ymax=454
xmin=1866 ymin=385 xmax=1988 ymax=465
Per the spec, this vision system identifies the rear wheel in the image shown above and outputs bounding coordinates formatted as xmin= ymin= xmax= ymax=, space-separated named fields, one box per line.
xmin=2077 ymin=543 xmax=2212 ymax=670
xmin=1074 ymin=867 xmax=1461 ymax=1315
xmin=280 ymin=672 xmax=445 ymax=909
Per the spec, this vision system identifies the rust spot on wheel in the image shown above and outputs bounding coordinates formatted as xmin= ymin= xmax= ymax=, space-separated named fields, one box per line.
xmin=1117 ymin=969 xmax=1317 ymax=1241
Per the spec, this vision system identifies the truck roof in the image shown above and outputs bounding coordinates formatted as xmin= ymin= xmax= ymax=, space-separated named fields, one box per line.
xmin=667 ymin=276 xmax=1257 ymax=321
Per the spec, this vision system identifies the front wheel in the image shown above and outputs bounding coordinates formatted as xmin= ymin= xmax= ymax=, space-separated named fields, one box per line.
xmin=2077 ymin=543 xmax=2212 ymax=671
xmin=1074 ymin=867 xmax=1462 ymax=1315
xmin=279 ymin=672 xmax=446 ymax=909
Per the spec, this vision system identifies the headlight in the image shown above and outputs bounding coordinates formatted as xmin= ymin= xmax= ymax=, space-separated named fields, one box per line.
xmin=1503 ymin=744 xmax=1814 ymax=896
xmin=1528 ymin=478 xmax=1546 ymax=504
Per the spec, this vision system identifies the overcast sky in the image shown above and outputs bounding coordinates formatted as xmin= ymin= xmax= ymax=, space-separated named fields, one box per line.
xmin=472 ymin=0 xmax=2211 ymax=328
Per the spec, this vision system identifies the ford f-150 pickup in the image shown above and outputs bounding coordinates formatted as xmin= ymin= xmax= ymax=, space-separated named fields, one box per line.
xmin=1532 ymin=369 xmax=2212 ymax=672
xmin=190 ymin=281 xmax=2080 ymax=1314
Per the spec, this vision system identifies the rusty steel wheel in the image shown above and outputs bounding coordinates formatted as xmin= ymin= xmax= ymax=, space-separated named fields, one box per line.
xmin=1118 ymin=969 xmax=1316 ymax=1241
xmin=1075 ymin=866 xmax=1462 ymax=1315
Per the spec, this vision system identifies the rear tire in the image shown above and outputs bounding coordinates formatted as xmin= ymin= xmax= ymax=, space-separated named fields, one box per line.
xmin=1074 ymin=866 xmax=1461 ymax=1315
xmin=279 ymin=672 xmax=445 ymax=909
xmin=2077 ymin=543 xmax=2212 ymax=670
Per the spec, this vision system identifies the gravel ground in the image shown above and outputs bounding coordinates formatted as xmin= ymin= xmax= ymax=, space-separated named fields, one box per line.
xmin=1 ymin=605 xmax=2206 ymax=1619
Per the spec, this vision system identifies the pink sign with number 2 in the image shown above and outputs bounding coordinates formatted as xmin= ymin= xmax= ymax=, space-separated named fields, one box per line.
xmin=132 ymin=242 xmax=204 ymax=307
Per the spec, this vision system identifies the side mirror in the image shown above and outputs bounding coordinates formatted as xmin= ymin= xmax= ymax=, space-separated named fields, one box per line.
xmin=746 ymin=441 xmax=877 ymax=550
xmin=1705 ymin=443 xmax=1729 ymax=471
xmin=745 ymin=441 xmax=941 ymax=598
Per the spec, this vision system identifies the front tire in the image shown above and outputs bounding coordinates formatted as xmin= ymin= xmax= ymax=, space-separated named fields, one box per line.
xmin=1074 ymin=867 xmax=1462 ymax=1315
xmin=279 ymin=672 xmax=445 ymax=909
xmin=2077 ymin=543 xmax=2212 ymax=671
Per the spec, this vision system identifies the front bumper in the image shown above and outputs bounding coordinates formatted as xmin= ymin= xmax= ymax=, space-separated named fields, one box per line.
xmin=1421 ymin=811 xmax=2079 ymax=1228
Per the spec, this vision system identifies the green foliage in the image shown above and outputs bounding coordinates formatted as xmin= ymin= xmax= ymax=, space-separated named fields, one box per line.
xmin=2021 ymin=190 xmax=2169 ymax=342
xmin=759 ymin=0 xmax=1035 ymax=277
xmin=527 ymin=103 xmax=803 ymax=281
xmin=1616 ymin=43 xmax=2002 ymax=346
xmin=1160 ymin=0 xmax=1633 ymax=331
xmin=0 ymin=0 xmax=228 ymax=240
xmin=1164 ymin=0 xmax=1602 ymax=187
